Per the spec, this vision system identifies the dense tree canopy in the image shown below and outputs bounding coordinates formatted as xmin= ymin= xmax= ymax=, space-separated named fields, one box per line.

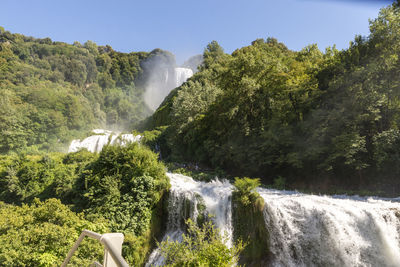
xmin=0 ymin=29 xmax=176 ymax=153
xmin=159 ymin=219 xmax=244 ymax=267
xmin=0 ymin=198 xmax=107 ymax=266
xmin=146 ymin=3 xmax=400 ymax=194
xmin=0 ymin=143 xmax=169 ymax=266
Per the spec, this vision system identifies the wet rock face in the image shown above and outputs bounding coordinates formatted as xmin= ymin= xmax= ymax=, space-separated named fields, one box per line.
xmin=232 ymin=193 xmax=270 ymax=266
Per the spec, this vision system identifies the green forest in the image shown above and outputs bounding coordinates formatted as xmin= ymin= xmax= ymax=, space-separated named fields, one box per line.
xmin=2 ymin=1 xmax=400 ymax=266
xmin=0 ymin=26 xmax=178 ymax=153
xmin=145 ymin=2 xmax=400 ymax=196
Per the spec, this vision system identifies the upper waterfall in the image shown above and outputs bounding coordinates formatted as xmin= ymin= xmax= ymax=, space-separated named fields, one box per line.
xmin=144 ymin=67 xmax=193 ymax=111
xmin=174 ymin=67 xmax=193 ymax=88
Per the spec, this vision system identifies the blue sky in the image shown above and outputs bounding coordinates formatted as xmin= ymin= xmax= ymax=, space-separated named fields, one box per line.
xmin=0 ymin=0 xmax=393 ymax=64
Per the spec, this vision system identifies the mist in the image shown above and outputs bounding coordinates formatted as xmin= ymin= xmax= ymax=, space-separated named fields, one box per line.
xmin=142 ymin=51 xmax=200 ymax=111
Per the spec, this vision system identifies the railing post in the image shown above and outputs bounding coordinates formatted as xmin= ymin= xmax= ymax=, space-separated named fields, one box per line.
xmin=61 ymin=230 xmax=128 ymax=267
xmin=101 ymin=233 xmax=124 ymax=267
xmin=61 ymin=232 xmax=87 ymax=267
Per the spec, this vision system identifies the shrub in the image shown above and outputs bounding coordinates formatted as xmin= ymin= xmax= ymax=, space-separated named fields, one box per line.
xmin=0 ymin=198 xmax=107 ymax=266
xmin=74 ymin=142 xmax=169 ymax=235
xmin=159 ymin=219 xmax=244 ymax=267
xmin=233 ymin=177 xmax=261 ymax=206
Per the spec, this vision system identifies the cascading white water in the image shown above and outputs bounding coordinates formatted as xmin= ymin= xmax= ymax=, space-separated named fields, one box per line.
xmin=67 ymin=129 xmax=141 ymax=153
xmin=146 ymin=173 xmax=233 ymax=266
xmin=167 ymin=173 xmax=234 ymax=246
xmin=258 ymin=188 xmax=400 ymax=267
xmin=144 ymin=67 xmax=193 ymax=111
xmin=174 ymin=67 xmax=193 ymax=88
xmin=144 ymin=173 xmax=400 ymax=266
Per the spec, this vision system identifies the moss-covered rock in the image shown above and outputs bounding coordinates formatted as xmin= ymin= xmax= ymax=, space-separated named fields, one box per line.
xmin=195 ymin=194 xmax=207 ymax=226
xmin=232 ymin=192 xmax=270 ymax=266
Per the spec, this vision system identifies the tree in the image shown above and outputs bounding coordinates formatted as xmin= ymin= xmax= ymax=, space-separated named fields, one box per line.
xmin=202 ymin=41 xmax=226 ymax=68
xmin=84 ymin=40 xmax=99 ymax=56
xmin=233 ymin=177 xmax=261 ymax=206
xmin=74 ymin=142 xmax=169 ymax=234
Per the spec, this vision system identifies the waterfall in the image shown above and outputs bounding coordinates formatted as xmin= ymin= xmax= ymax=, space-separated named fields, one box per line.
xmin=174 ymin=67 xmax=193 ymax=88
xmin=67 ymin=129 xmax=141 ymax=153
xmin=144 ymin=67 xmax=193 ymax=111
xmin=146 ymin=173 xmax=233 ymax=266
xmin=258 ymin=188 xmax=400 ymax=267
xmin=146 ymin=173 xmax=400 ymax=266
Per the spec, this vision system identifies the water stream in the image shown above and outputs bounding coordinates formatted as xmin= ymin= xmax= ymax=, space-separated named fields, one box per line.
xmin=144 ymin=67 xmax=193 ymax=111
xmin=258 ymin=188 xmax=400 ymax=267
xmin=146 ymin=173 xmax=233 ymax=266
xmin=68 ymin=129 xmax=141 ymax=153
xmin=147 ymin=174 xmax=400 ymax=266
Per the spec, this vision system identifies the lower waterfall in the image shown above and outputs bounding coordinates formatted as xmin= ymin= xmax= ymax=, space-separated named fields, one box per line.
xmin=146 ymin=173 xmax=233 ymax=266
xmin=258 ymin=188 xmax=400 ymax=267
xmin=147 ymin=173 xmax=400 ymax=266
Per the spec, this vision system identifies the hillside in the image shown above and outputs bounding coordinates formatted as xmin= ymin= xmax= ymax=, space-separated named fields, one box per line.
xmin=0 ymin=27 xmax=176 ymax=153
xmin=145 ymin=3 xmax=400 ymax=195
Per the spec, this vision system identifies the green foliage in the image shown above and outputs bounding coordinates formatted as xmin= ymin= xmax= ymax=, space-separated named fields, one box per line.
xmin=74 ymin=142 xmax=169 ymax=235
xmin=137 ymin=189 xmax=168 ymax=265
xmin=0 ymin=198 xmax=107 ymax=266
xmin=233 ymin=177 xmax=261 ymax=206
xmin=372 ymin=129 xmax=400 ymax=173
xmin=0 ymin=29 xmax=162 ymax=154
xmin=159 ymin=219 xmax=244 ymax=267
xmin=202 ymin=41 xmax=227 ymax=69
xmin=272 ymin=176 xmax=286 ymax=190
xmin=172 ymin=80 xmax=222 ymax=134
xmin=0 ymin=144 xmax=170 ymax=266
xmin=146 ymin=4 xmax=400 ymax=194
xmin=0 ymin=153 xmax=86 ymax=204
xmin=141 ymin=126 xmax=167 ymax=150
xmin=123 ymin=193 xmax=168 ymax=267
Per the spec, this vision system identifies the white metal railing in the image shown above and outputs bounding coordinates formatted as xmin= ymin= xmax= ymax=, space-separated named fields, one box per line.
xmin=61 ymin=230 xmax=129 ymax=267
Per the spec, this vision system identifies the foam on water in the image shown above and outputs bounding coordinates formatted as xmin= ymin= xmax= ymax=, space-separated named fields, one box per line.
xmin=258 ymin=188 xmax=400 ymax=267
xmin=147 ymin=174 xmax=400 ymax=266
